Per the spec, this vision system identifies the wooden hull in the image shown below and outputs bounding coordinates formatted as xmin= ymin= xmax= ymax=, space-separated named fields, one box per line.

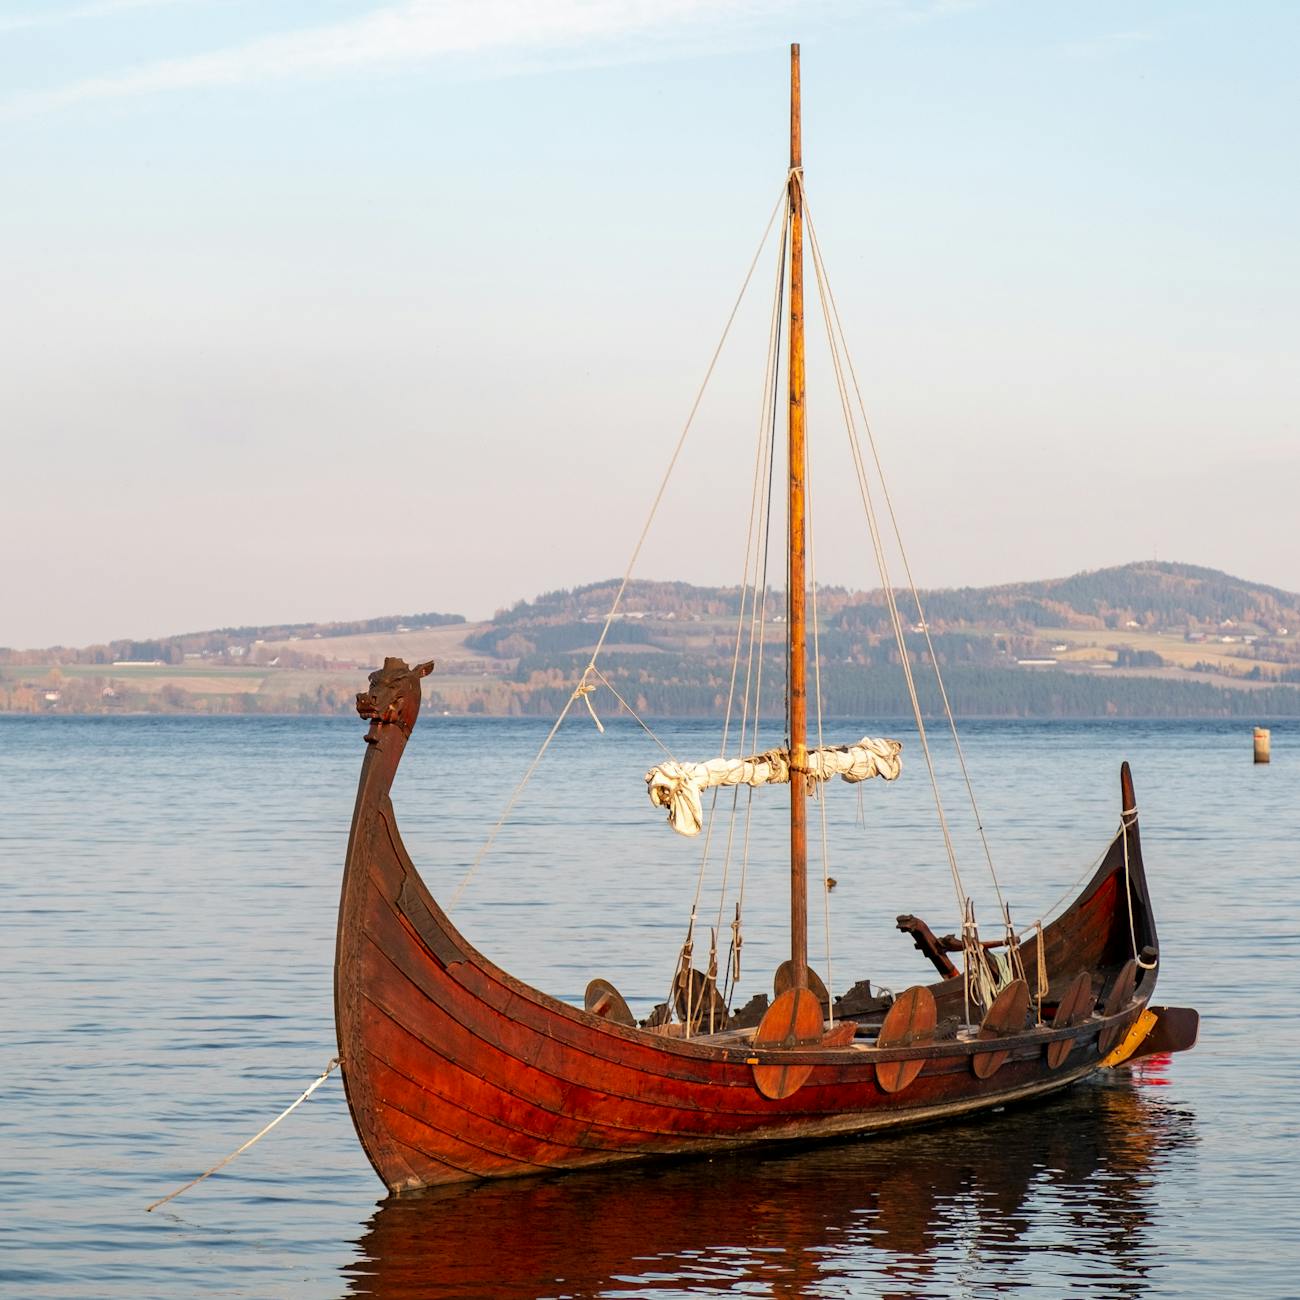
xmin=336 ymin=662 xmax=1182 ymax=1192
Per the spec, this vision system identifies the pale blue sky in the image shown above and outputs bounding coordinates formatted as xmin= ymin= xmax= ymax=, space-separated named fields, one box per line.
xmin=2 ymin=1 xmax=1297 ymax=647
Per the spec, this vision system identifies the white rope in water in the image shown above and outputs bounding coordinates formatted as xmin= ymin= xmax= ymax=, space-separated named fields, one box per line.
xmin=145 ymin=1057 xmax=341 ymax=1213
xmin=448 ymin=182 xmax=789 ymax=912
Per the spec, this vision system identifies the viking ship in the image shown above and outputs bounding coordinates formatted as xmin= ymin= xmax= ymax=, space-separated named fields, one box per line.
xmin=334 ymin=46 xmax=1197 ymax=1192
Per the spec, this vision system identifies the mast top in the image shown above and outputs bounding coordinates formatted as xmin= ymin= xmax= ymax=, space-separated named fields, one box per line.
xmin=789 ymin=44 xmax=801 ymax=171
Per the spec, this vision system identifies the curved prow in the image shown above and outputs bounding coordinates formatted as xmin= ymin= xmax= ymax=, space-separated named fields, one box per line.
xmin=930 ymin=759 xmax=1160 ymax=1022
xmin=1118 ymin=760 xmax=1159 ymax=984
xmin=335 ymin=657 xmax=436 ymax=1188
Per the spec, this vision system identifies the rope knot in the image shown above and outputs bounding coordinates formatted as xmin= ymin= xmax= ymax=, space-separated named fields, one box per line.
xmin=572 ymin=678 xmax=604 ymax=733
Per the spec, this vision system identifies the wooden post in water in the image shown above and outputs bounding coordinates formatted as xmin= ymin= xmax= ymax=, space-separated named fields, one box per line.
xmin=786 ymin=43 xmax=809 ymax=991
xmin=1254 ymin=726 xmax=1271 ymax=764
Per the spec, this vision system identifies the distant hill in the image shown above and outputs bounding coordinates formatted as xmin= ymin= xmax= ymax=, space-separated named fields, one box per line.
xmin=897 ymin=562 xmax=1300 ymax=633
xmin=446 ymin=563 xmax=1300 ymax=719
xmin=0 ymin=610 xmax=464 ymax=666
xmin=6 ymin=562 xmax=1300 ymax=718
xmin=484 ymin=562 xmax=1300 ymax=635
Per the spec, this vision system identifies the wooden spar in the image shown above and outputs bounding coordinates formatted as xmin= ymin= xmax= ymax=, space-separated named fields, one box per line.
xmin=787 ymin=41 xmax=809 ymax=991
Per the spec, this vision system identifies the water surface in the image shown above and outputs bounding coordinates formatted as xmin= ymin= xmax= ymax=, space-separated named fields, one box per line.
xmin=1 ymin=715 xmax=1296 ymax=1296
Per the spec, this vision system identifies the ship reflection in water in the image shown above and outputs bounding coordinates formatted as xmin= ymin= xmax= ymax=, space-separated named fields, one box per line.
xmin=343 ymin=1065 xmax=1195 ymax=1299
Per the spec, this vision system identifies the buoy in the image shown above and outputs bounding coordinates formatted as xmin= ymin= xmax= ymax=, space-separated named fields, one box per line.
xmin=1254 ymin=726 xmax=1271 ymax=764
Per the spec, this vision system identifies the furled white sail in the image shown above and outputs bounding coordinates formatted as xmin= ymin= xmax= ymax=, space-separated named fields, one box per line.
xmin=645 ymin=737 xmax=903 ymax=836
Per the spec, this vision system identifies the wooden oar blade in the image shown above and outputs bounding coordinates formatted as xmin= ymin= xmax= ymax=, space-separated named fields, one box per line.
xmin=751 ymin=987 xmax=824 ymax=1100
xmin=972 ymin=978 xmax=1029 ymax=1080
xmin=1046 ymin=971 xmax=1094 ymax=1070
xmin=875 ymin=985 xmax=936 ymax=1094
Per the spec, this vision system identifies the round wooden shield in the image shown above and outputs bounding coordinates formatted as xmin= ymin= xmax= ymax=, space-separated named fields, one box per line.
xmin=971 ymin=977 xmax=1029 ymax=1080
xmin=875 ymin=985 xmax=937 ymax=1094
xmin=1046 ymin=970 xmax=1094 ymax=1070
xmin=773 ymin=960 xmax=830 ymax=1008
xmin=584 ymin=978 xmax=635 ymax=1027
xmin=1097 ymin=959 xmax=1138 ymax=1056
xmin=751 ymin=987 xmax=823 ymax=1100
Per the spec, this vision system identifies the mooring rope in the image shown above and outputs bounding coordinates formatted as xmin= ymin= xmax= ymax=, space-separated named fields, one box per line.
xmin=145 ymin=1057 xmax=341 ymax=1213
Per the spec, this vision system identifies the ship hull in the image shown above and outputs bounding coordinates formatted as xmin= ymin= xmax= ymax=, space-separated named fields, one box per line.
xmin=336 ymin=662 xmax=1187 ymax=1192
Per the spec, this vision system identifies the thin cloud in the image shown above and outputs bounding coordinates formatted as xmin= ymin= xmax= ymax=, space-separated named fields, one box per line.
xmin=0 ymin=0 xmax=198 ymax=34
xmin=2 ymin=0 xmax=804 ymax=118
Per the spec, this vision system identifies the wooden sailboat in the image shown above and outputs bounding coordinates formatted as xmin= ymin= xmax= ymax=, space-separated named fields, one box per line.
xmin=334 ymin=47 xmax=1197 ymax=1193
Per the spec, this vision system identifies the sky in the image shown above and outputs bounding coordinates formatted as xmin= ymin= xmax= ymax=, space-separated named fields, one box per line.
xmin=1 ymin=0 xmax=1297 ymax=648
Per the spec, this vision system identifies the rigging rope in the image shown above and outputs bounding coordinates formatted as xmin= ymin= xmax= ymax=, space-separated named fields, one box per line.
xmin=668 ymin=191 xmax=792 ymax=1031
xmin=1121 ymin=803 xmax=1139 ymax=960
xmin=712 ymin=195 xmax=788 ymax=1015
xmin=803 ymin=196 xmax=1007 ymax=915
xmin=586 ymin=666 xmax=672 ymax=755
xmin=707 ymin=192 xmax=790 ymax=938
xmin=798 ymin=173 xmax=969 ymax=923
xmin=806 ymin=408 xmax=836 ymax=1022
xmin=449 ymin=181 xmax=789 ymax=911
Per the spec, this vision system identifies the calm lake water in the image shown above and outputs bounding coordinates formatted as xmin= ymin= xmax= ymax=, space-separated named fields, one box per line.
xmin=2 ymin=713 xmax=1298 ymax=1297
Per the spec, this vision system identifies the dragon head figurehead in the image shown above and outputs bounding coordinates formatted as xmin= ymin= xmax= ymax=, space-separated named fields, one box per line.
xmin=356 ymin=657 xmax=435 ymax=743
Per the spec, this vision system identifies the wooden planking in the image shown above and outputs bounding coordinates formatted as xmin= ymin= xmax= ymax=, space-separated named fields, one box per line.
xmin=362 ymin=1009 xmax=631 ymax=1162
xmin=336 ymin=670 xmax=1170 ymax=1190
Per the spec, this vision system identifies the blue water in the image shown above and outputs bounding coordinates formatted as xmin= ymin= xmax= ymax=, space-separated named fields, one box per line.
xmin=1 ymin=714 xmax=1297 ymax=1297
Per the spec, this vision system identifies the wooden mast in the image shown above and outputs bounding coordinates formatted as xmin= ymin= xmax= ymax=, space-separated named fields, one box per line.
xmin=787 ymin=42 xmax=809 ymax=991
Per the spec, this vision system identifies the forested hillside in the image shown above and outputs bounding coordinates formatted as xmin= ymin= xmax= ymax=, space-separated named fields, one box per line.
xmin=7 ymin=562 xmax=1300 ymax=717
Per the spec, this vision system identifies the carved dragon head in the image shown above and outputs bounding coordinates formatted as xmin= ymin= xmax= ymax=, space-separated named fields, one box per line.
xmin=356 ymin=657 xmax=435 ymax=743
